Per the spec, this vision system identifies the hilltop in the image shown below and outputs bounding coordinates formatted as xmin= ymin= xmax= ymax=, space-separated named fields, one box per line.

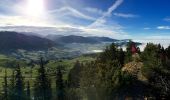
xmin=0 ymin=31 xmax=56 ymax=53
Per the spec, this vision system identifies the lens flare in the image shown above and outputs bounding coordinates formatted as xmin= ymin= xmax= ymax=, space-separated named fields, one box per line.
xmin=26 ymin=0 xmax=45 ymax=17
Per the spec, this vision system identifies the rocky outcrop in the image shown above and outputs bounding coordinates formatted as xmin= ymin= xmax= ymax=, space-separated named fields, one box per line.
xmin=122 ymin=54 xmax=147 ymax=82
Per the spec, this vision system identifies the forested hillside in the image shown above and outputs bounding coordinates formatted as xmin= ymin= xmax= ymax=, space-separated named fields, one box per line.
xmin=46 ymin=35 xmax=119 ymax=44
xmin=0 ymin=31 xmax=56 ymax=53
xmin=0 ymin=42 xmax=170 ymax=100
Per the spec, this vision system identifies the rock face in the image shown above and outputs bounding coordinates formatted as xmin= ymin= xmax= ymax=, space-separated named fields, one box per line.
xmin=122 ymin=54 xmax=147 ymax=81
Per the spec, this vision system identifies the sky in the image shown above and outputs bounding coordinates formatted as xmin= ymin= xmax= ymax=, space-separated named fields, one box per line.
xmin=0 ymin=0 xmax=170 ymax=45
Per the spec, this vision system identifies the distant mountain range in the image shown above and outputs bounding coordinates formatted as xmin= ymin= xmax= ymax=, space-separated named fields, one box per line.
xmin=0 ymin=31 xmax=143 ymax=60
xmin=0 ymin=31 xmax=142 ymax=55
xmin=46 ymin=34 xmax=142 ymax=46
xmin=46 ymin=34 xmax=119 ymax=44
xmin=0 ymin=31 xmax=56 ymax=53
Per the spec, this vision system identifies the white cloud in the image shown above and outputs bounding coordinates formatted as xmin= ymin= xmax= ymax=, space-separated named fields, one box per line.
xmin=164 ymin=17 xmax=170 ymax=22
xmin=0 ymin=14 xmax=57 ymax=27
xmin=157 ymin=26 xmax=170 ymax=30
xmin=89 ymin=0 xmax=124 ymax=27
xmin=86 ymin=0 xmax=126 ymax=39
xmin=0 ymin=25 xmax=129 ymax=39
xmin=105 ymin=0 xmax=124 ymax=17
xmin=133 ymin=35 xmax=170 ymax=50
xmin=144 ymin=27 xmax=151 ymax=30
xmin=145 ymin=35 xmax=170 ymax=40
xmin=85 ymin=7 xmax=104 ymax=15
xmin=83 ymin=0 xmax=128 ymax=40
xmin=0 ymin=0 xmax=130 ymax=40
xmin=50 ymin=6 xmax=96 ymax=21
xmin=114 ymin=13 xmax=139 ymax=18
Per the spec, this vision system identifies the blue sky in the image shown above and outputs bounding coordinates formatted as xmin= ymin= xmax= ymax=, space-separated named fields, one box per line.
xmin=0 ymin=0 xmax=170 ymax=42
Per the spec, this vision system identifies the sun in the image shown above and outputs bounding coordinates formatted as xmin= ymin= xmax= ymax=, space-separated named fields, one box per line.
xmin=26 ymin=0 xmax=45 ymax=17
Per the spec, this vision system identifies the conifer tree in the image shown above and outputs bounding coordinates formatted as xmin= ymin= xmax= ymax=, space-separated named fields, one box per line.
xmin=14 ymin=64 xmax=25 ymax=100
xmin=34 ymin=58 xmax=52 ymax=100
xmin=68 ymin=61 xmax=82 ymax=88
xmin=99 ymin=43 xmax=118 ymax=63
xmin=2 ymin=69 xmax=8 ymax=100
xmin=125 ymin=40 xmax=133 ymax=62
xmin=8 ymin=70 xmax=15 ymax=100
xmin=56 ymin=66 xmax=65 ymax=100
xmin=26 ymin=81 xmax=31 ymax=100
xmin=166 ymin=45 xmax=170 ymax=59
xmin=141 ymin=43 xmax=170 ymax=98
xmin=118 ymin=48 xmax=125 ymax=66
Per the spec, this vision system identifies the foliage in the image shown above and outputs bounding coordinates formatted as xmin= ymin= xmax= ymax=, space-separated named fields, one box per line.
xmin=14 ymin=64 xmax=25 ymax=100
xmin=8 ymin=70 xmax=15 ymax=100
xmin=26 ymin=81 xmax=31 ymax=100
xmin=2 ymin=69 xmax=8 ymax=100
xmin=141 ymin=43 xmax=170 ymax=98
xmin=0 ymin=42 xmax=170 ymax=99
xmin=80 ymin=43 xmax=132 ymax=100
xmin=56 ymin=66 xmax=65 ymax=100
xmin=68 ymin=61 xmax=82 ymax=88
xmin=33 ymin=58 xmax=52 ymax=100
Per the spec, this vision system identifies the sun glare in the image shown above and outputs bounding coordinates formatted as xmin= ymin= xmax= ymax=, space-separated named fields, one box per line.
xmin=26 ymin=0 xmax=45 ymax=17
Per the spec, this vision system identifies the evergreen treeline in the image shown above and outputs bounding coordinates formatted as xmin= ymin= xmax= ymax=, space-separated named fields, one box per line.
xmin=0 ymin=58 xmax=65 ymax=100
xmin=0 ymin=42 xmax=170 ymax=100
xmin=68 ymin=43 xmax=170 ymax=100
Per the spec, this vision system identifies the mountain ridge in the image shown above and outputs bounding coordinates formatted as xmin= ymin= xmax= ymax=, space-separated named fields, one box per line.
xmin=0 ymin=31 xmax=56 ymax=53
xmin=46 ymin=34 xmax=119 ymax=44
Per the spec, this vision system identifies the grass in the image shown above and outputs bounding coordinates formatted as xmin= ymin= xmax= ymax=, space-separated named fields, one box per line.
xmin=0 ymin=54 xmax=8 ymax=59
